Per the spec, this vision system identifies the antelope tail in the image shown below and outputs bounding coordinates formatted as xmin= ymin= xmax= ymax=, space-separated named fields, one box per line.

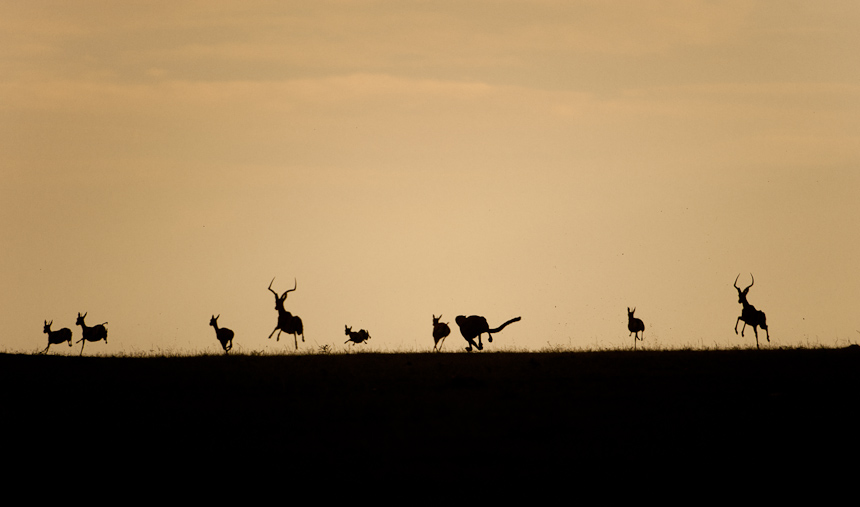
xmin=489 ymin=317 xmax=522 ymax=334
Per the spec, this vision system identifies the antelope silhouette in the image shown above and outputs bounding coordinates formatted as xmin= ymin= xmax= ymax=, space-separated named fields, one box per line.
xmin=454 ymin=315 xmax=521 ymax=352
xmin=267 ymin=277 xmax=305 ymax=349
xmin=41 ymin=320 xmax=73 ymax=354
xmin=627 ymin=307 xmax=645 ymax=349
xmin=344 ymin=325 xmax=371 ymax=345
xmin=209 ymin=314 xmax=234 ymax=354
xmin=432 ymin=314 xmax=450 ymax=352
xmin=75 ymin=312 xmax=108 ymax=356
xmin=734 ymin=273 xmax=769 ymax=348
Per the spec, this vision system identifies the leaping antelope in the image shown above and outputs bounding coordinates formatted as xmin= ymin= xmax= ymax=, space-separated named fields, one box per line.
xmin=344 ymin=325 xmax=371 ymax=345
xmin=209 ymin=314 xmax=234 ymax=354
xmin=432 ymin=314 xmax=450 ymax=352
xmin=454 ymin=315 xmax=521 ymax=352
xmin=75 ymin=312 xmax=108 ymax=356
xmin=734 ymin=273 xmax=769 ymax=349
xmin=627 ymin=307 xmax=645 ymax=349
xmin=41 ymin=320 xmax=73 ymax=354
xmin=268 ymin=277 xmax=305 ymax=349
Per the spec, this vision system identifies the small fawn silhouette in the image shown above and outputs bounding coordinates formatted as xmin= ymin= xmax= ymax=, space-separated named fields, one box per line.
xmin=209 ymin=314 xmax=234 ymax=354
xmin=627 ymin=307 xmax=645 ymax=349
xmin=75 ymin=312 xmax=108 ymax=356
xmin=42 ymin=320 xmax=73 ymax=354
xmin=344 ymin=325 xmax=371 ymax=345
xmin=432 ymin=314 xmax=450 ymax=352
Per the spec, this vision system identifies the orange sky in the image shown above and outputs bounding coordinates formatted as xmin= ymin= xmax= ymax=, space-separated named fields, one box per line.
xmin=2 ymin=1 xmax=859 ymax=354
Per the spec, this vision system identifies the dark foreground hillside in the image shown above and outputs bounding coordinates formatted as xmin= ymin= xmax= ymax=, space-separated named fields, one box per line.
xmin=4 ymin=348 xmax=859 ymax=479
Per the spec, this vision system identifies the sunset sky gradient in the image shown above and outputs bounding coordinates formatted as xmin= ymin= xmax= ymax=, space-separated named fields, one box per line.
xmin=2 ymin=1 xmax=859 ymax=354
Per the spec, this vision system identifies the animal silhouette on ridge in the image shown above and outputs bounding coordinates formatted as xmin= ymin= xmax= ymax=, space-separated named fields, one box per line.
xmin=455 ymin=315 xmax=521 ymax=352
xmin=734 ymin=273 xmax=769 ymax=348
xmin=75 ymin=312 xmax=108 ymax=356
xmin=209 ymin=314 xmax=234 ymax=354
xmin=627 ymin=307 xmax=645 ymax=349
xmin=432 ymin=314 xmax=450 ymax=352
xmin=267 ymin=277 xmax=305 ymax=349
xmin=41 ymin=320 xmax=73 ymax=354
xmin=344 ymin=325 xmax=371 ymax=345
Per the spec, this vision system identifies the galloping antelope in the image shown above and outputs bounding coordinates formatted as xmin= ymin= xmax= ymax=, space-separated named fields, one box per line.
xmin=209 ymin=314 xmax=234 ymax=354
xmin=268 ymin=277 xmax=305 ymax=349
xmin=344 ymin=325 xmax=371 ymax=345
xmin=627 ymin=307 xmax=645 ymax=349
xmin=454 ymin=315 xmax=521 ymax=352
xmin=75 ymin=312 xmax=108 ymax=356
xmin=41 ymin=320 xmax=73 ymax=354
xmin=734 ymin=273 xmax=769 ymax=349
xmin=432 ymin=314 xmax=450 ymax=352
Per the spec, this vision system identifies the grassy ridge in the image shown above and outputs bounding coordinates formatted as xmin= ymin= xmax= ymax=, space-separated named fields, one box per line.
xmin=4 ymin=348 xmax=859 ymax=476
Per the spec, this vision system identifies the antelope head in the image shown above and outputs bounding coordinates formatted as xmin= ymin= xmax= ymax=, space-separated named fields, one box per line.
xmin=76 ymin=312 xmax=87 ymax=325
xmin=268 ymin=277 xmax=297 ymax=310
xmin=734 ymin=273 xmax=754 ymax=304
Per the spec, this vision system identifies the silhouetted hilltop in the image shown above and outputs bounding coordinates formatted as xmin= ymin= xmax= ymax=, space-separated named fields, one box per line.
xmin=4 ymin=348 xmax=858 ymax=478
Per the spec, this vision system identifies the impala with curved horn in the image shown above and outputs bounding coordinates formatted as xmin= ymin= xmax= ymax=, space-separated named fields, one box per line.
xmin=41 ymin=320 xmax=73 ymax=354
xmin=268 ymin=277 xmax=305 ymax=349
xmin=734 ymin=273 xmax=769 ymax=349
xmin=455 ymin=315 xmax=521 ymax=352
